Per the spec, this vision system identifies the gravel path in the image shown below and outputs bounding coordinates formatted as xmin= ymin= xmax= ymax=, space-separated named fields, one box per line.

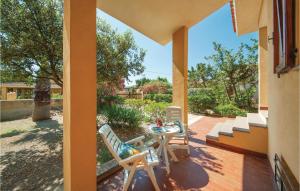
xmin=1 ymin=113 xmax=64 ymax=191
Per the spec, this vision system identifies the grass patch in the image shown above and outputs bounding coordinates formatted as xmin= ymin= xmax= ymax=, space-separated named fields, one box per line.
xmin=98 ymin=147 xmax=113 ymax=164
xmin=0 ymin=129 xmax=25 ymax=138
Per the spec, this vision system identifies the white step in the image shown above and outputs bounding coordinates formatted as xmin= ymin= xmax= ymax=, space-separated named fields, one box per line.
xmin=219 ymin=120 xmax=234 ymax=137
xmin=247 ymin=113 xmax=267 ymax=128
xmin=206 ymin=123 xmax=222 ymax=140
xmin=233 ymin=116 xmax=250 ymax=132
xmin=259 ymin=110 xmax=268 ymax=120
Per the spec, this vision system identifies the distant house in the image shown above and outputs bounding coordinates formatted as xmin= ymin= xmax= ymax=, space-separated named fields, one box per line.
xmin=0 ymin=82 xmax=62 ymax=100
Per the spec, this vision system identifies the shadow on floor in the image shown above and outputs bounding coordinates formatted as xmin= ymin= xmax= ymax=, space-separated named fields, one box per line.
xmin=98 ymin=157 xmax=210 ymax=191
xmin=1 ymin=118 xmax=63 ymax=190
xmin=99 ymin=116 xmax=276 ymax=191
xmin=1 ymin=149 xmax=63 ymax=190
xmin=242 ymin=155 xmax=276 ymax=191
xmin=12 ymin=119 xmax=62 ymax=151
xmin=98 ymin=136 xmax=225 ymax=190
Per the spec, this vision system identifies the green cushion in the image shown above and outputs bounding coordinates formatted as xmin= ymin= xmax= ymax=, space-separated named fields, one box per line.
xmin=118 ymin=143 xmax=140 ymax=159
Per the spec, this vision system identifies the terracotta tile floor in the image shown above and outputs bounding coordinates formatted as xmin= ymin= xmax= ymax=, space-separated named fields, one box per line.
xmin=98 ymin=116 xmax=276 ymax=191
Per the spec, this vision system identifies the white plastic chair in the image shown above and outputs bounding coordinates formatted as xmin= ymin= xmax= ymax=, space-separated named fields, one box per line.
xmin=166 ymin=106 xmax=190 ymax=155
xmin=99 ymin=124 xmax=160 ymax=191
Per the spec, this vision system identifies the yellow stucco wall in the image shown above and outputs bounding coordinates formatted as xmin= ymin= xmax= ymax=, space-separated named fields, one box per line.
xmin=1 ymin=87 xmax=7 ymax=100
xmin=172 ymin=26 xmax=188 ymax=125
xmin=218 ymin=126 xmax=268 ymax=154
xmin=266 ymin=0 xmax=299 ymax=182
xmin=258 ymin=27 xmax=269 ymax=109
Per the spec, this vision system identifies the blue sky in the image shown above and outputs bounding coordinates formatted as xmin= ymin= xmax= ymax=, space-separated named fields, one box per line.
xmin=97 ymin=3 xmax=257 ymax=86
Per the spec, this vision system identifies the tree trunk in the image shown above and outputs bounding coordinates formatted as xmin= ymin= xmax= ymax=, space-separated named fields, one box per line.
xmin=32 ymin=78 xmax=51 ymax=121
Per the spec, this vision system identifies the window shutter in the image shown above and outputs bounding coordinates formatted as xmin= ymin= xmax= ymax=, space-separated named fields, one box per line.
xmin=273 ymin=0 xmax=296 ymax=74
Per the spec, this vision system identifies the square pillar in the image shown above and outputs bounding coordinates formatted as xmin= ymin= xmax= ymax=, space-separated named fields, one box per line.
xmin=63 ymin=0 xmax=96 ymax=190
xmin=172 ymin=26 xmax=188 ymax=124
xmin=258 ymin=26 xmax=269 ymax=110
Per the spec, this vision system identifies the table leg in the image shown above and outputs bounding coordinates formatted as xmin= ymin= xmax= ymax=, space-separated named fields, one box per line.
xmin=163 ymin=139 xmax=170 ymax=174
xmin=156 ymin=136 xmax=163 ymax=158
xmin=165 ymin=135 xmax=178 ymax=162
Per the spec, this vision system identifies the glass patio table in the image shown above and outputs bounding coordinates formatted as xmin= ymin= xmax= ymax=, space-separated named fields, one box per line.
xmin=148 ymin=123 xmax=180 ymax=174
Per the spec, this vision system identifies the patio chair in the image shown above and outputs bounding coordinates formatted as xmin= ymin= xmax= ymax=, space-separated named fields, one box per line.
xmin=99 ymin=124 xmax=160 ymax=191
xmin=166 ymin=106 xmax=190 ymax=155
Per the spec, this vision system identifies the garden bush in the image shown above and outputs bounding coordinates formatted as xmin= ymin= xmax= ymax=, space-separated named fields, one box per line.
xmin=140 ymin=80 xmax=171 ymax=94
xmin=101 ymin=105 xmax=143 ymax=128
xmin=234 ymin=87 xmax=257 ymax=111
xmin=144 ymin=93 xmax=172 ymax=103
xmin=100 ymin=95 xmax=125 ymax=106
xmin=215 ymin=103 xmax=246 ymax=117
xmin=124 ymin=99 xmax=154 ymax=110
xmin=144 ymin=102 xmax=170 ymax=122
xmin=188 ymin=88 xmax=216 ymax=113
xmin=51 ymin=93 xmax=63 ymax=99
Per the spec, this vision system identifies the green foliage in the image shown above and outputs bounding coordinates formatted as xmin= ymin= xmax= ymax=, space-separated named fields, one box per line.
xmin=144 ymin=102 xmax=171 ymax=122
xmin=101 ymin=105 xmax=143 ymax=128
xmin=1 ymin=1 xmax=146 ymax=92
xmin=139 ymin=77 xmax=171 ymax=94
xmin=188 ymin=88 xmax=216 ymax=113
xmin=234 ymin=86 xmax=257 ymax=111
xmin=1 ymin=0 xmax=63 ymax=87
xmin=100 ymin=95 xmax=125 ymax=106
xmin=144 ymin=94 xmax=172 ymax=103
xmin=124 ymin=99 xmax=154 ymax=110
xmin=17 ymin=89 xmax=33 ymax=99
xmin=51 ymin=93 xmax=63 ymax=99
xmin=97 ymin=19 xmax=145 ymax=90
xmin=215 ymin=104 xmax=246 ymax=117
xmin=156 ymin=77 xmax=169 ymax=83
xmin=97 ymin=147 xmax=113 ymax=164
xmin=188 ymin=63 xmax=214 ymax=88
xmin=124 ymin=98 xmax=171 ymax=122
xmin=188 ymin=40 xmax=258 ymax=114
xmin=135 ymin=77 xmax=151 ymax=88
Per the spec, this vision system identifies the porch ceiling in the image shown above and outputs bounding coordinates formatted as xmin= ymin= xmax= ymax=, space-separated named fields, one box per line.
xmin=97 ymin=0 xmax=228 ymax=45
xmin=232 ymin=0 xmax=264 ymax=35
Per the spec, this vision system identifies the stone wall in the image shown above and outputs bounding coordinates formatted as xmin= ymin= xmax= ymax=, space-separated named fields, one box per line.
xmin=0 ymin=99 xmax=63 ymax=121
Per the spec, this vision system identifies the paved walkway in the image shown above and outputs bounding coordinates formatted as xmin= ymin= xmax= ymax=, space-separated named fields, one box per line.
xmin=98 ymin=116 xmax=276 ymax=191
xmin=188 ymin=113 xmax=203 ymax=126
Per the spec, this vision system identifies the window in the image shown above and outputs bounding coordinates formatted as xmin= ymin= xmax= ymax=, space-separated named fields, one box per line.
xmin=273 ymin=0 xmax=297 ymax=74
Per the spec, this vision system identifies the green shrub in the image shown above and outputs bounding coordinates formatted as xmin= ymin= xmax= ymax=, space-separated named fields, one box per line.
xmin=235 ymin=87 xmax=257 ymax=110
xmin=101 ymin=105 xmax=143 ymax=128
xmin=215 ymin=104 xmax=246 ymax=117
xmin=188 ymin=88 xmax=216 ymax=113
xmin=97 ymin=147 xmax=113 ymax=164
xmin=144 ymin=93 xmax=172 ymax=103
xmin=144 ymin=102 xmax=170 ymax=122
xmin=144 ymin=94 xmax=154 ymax=101
xmin=124 ymin=99 xmax=154 ymax=110
xmin=100 ymin=95 xmax=125 ymax=106
xmin=51 ymin=93 xmax=63 ymax=99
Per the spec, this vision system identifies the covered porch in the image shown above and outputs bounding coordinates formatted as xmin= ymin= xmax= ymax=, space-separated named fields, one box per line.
xmin=98 ymin=116 xmax=275 ymax=190
xmin=63 ymin=0 xmax=270 ymax=190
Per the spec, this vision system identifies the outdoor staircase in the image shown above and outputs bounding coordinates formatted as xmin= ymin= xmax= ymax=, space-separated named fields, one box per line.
xmin=206 ymin=110 xmax=268 ymax=156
